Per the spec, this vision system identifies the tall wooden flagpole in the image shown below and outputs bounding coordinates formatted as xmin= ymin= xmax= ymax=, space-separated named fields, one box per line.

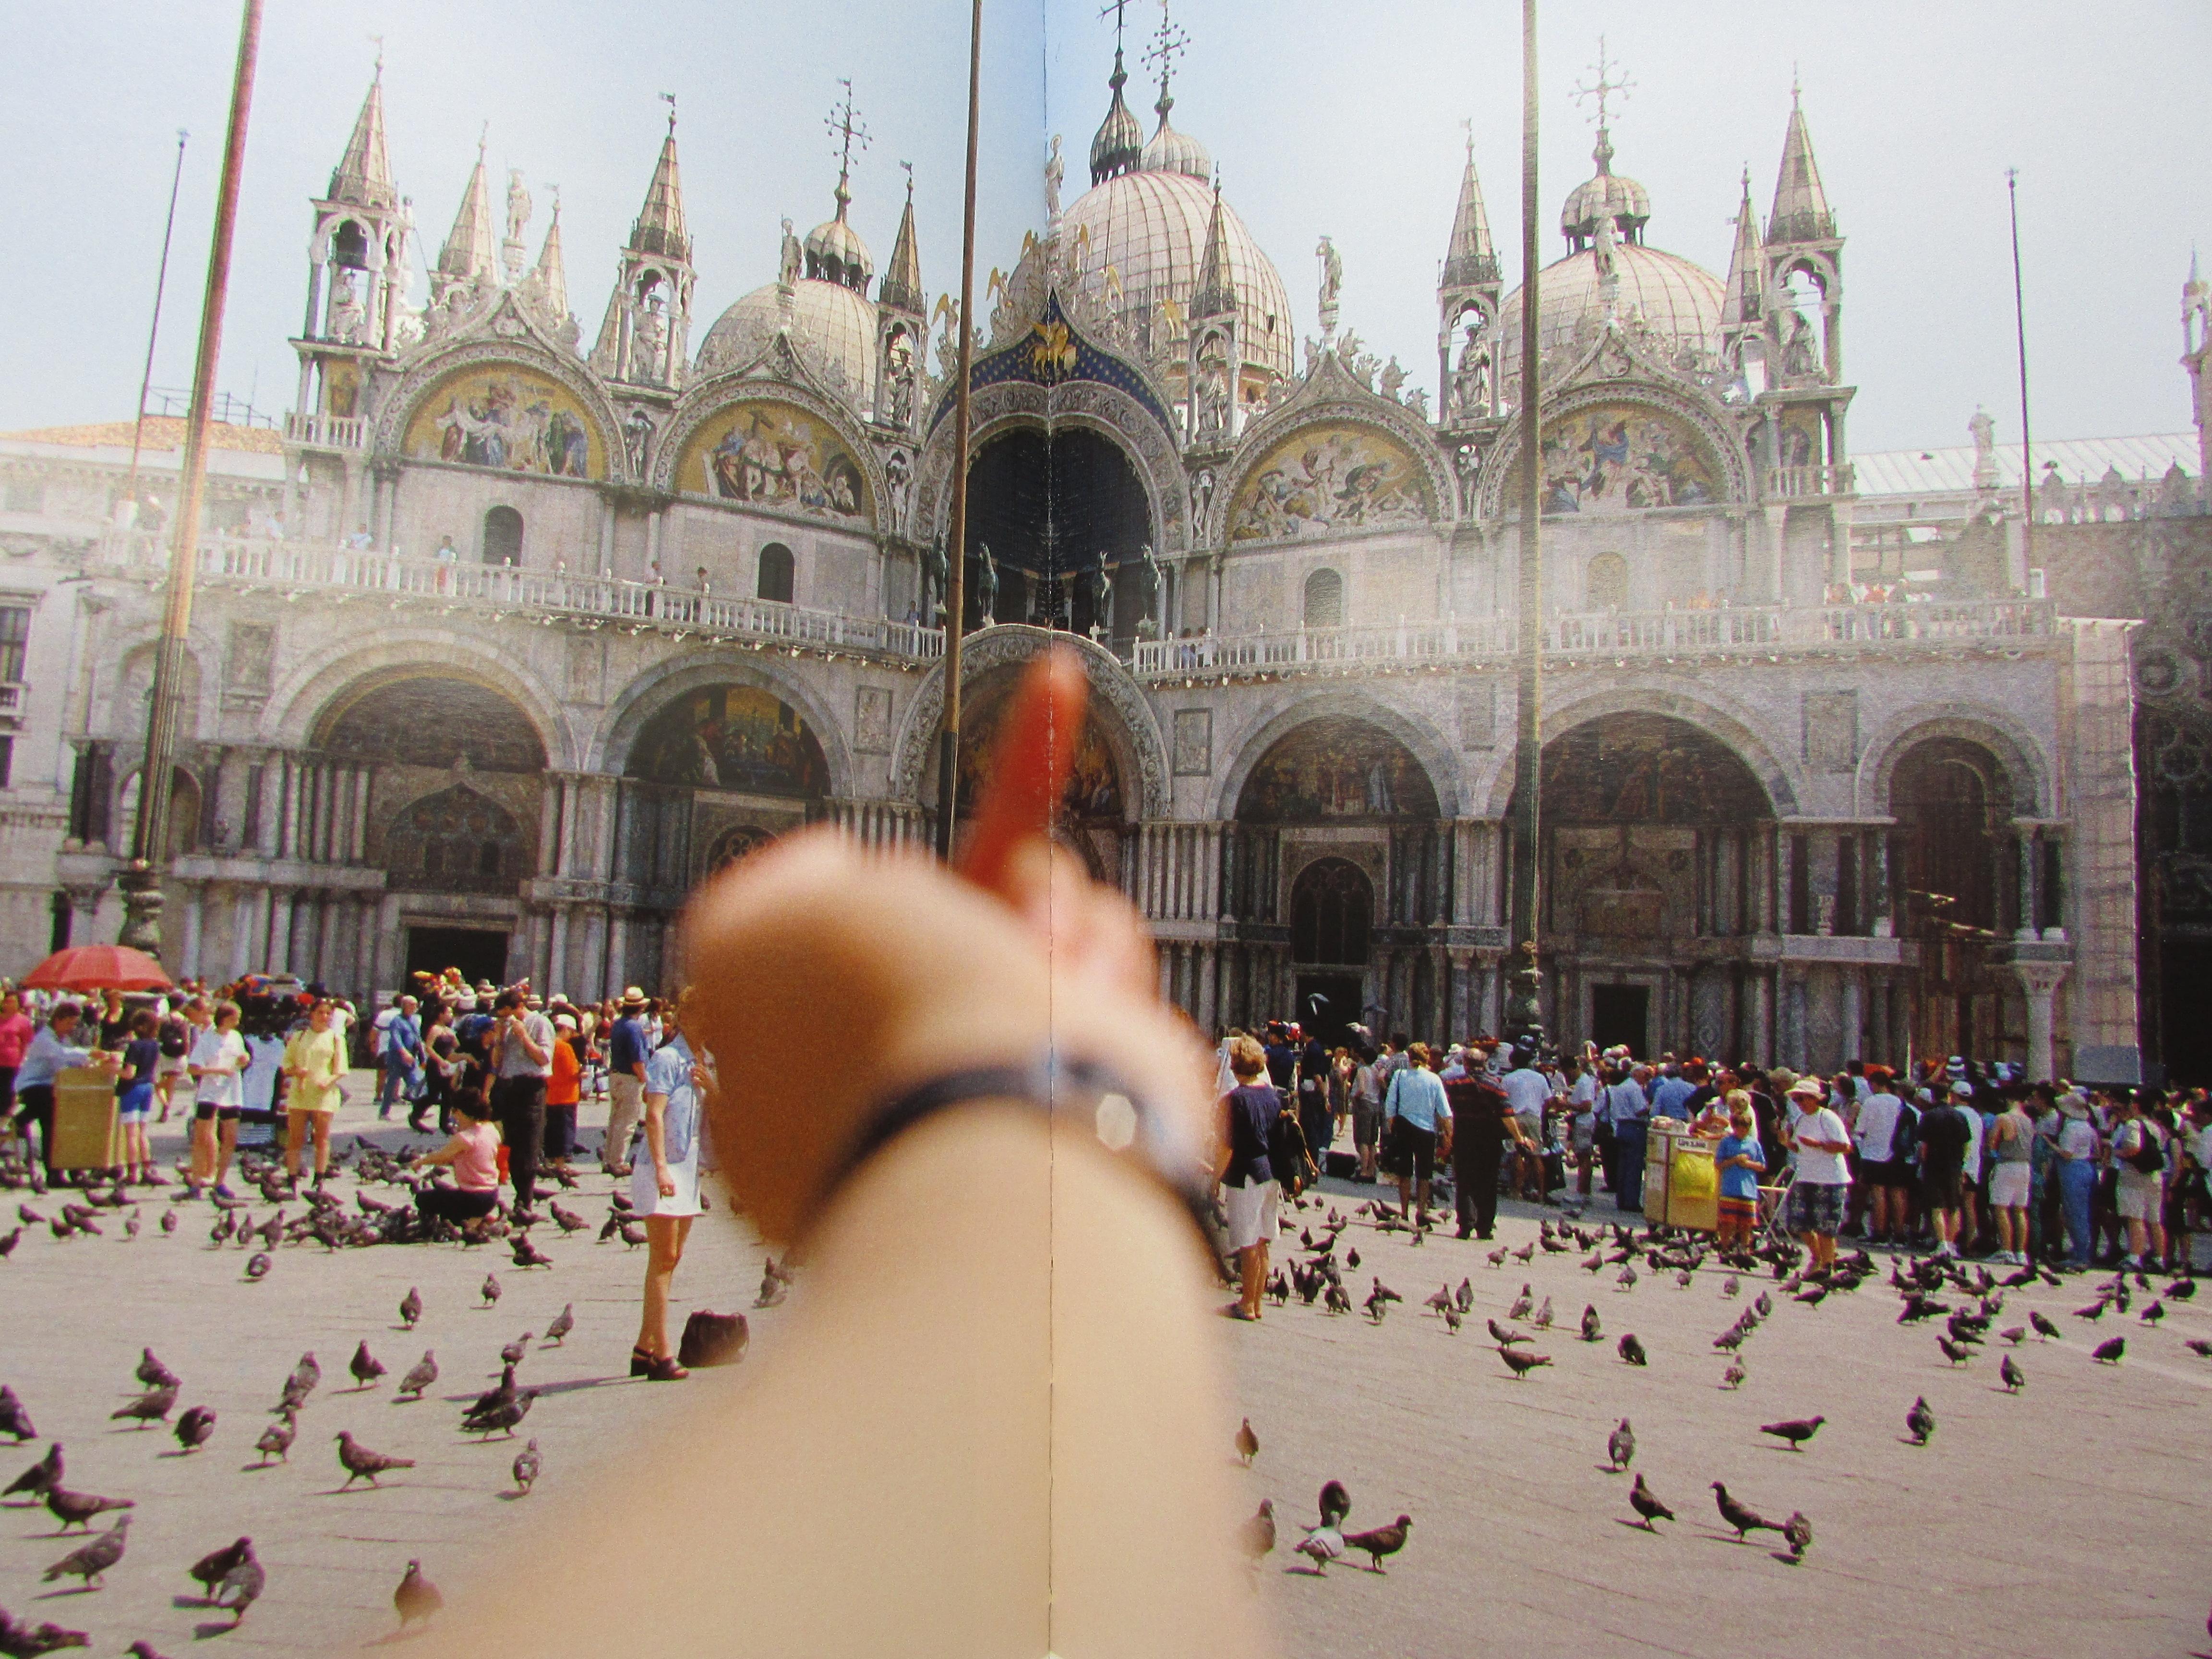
xmin=1506 ymin=0 xmax=1545 ymax=1037
xmin=935 ymin=0 xmax=985 ymax=860
xmin=120 ymin=0 xmax=262 ymax=954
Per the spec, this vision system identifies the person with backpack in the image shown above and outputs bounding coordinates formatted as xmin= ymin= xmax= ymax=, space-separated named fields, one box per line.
xmin=1915 ymin=1082 xmax=1974 ymax=1258
xmin=1382 ymin=1042 xmax=1451 ymax=1225
xmin=1213 ymin=1034 xmax=1280 ymax=1322
xmin=2108 ymin=1092 xmax=2169 ymax=1271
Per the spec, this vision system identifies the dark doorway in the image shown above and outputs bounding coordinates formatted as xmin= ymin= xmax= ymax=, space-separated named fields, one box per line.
xmin=1297 ymin=974 xmax=1365 ymax=1047
xmin=960 ymin=426 xmax=1151 ymax=636
xmin=1291 ymin=856 xmax=1375 ymax=965
xmin=2160 ymin=940 xmax=2212 ymax=1086
xmin=1591 ymin=984 xmax=1650 ymax=1055
xmin=406 ymin=926 xmax=510 ymax=989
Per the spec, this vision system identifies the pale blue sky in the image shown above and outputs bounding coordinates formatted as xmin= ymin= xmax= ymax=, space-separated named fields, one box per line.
xmin=2 ymin=1 xmax=2203 ymax=455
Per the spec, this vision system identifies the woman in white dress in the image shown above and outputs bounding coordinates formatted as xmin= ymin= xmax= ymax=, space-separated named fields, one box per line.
xmin=631 ymin=988 xmax=712 ymax=1382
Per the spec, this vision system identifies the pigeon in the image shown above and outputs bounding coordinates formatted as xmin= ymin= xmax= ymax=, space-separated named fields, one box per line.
xmin=1905 ymin=1396 xmax=1936 ymax=1445
xmin=1998 ymin=1326 xmax=2027 ymax=1346
xmin=171 ymin=1406 xmax=216 ymax=1454
xmin=463 ymin=1388 xmax=538 ymax=1439
xmin=135 ymin=1350 xmax=179 ymax=1390
xmin=1234 ymin=1418 xmax=1259 ymax=1466
xmin=1532 ymin=1296 xmax=1555 ymax=1329
xmin=45 ymin=1489 xmax=133 ymax=1532
xmin=108 ymin=1384 xmax=178 ymax=1430
xmin=0 ymin=1227 xmax=21 ymax=1259
xmin=1237 ymin=1498 xmax=1275 ymax=1564
xmin=1497 ymin=1346 xmax=1552 ymax=1378
xmin=349 ymin=1342 xmax=386 ymax=1389
xmin=1712 ymin=1482 xmax=1779 ymax=1541
xmin=1722 ymin=1274 xmax=1741 ymax=1297
xmin=1722 ymin=1359 xmax=1748 ymax=1390
xmin=3 ymin=1443 xmax=61 ymax=1502
xmin=2072 ymin=1300 xmax=2107 ymax=1322
xmin=1937 ymin=1336 xmax=1972 ymax=1366
xmin=188 ymin=1537 xmax=252 ymax=1599
xmin=511 ymin=1438 xmax=540 ymax=1495
xmin=2141 ymin=1299 xmax=2165 ymax=1325
xmin=124 ymin=1640 xmax=169 ymax=1658
xmin=1628 ymin=1474 xmax=1675 ymax=1530
xmin=1618 ymin=1333 xmax=1648 ymax=1366
xmin=253 ymin=1413 xmax=296 ymax=1467
xmin=4 ymin=1612 xmax=88 ymax=1655
xmin=1424 ymin=1285 xmax=1454 ymax=1315
xmin=1580 ymin=1305 xmax=1602 ymax=1342
xmin=399 ymin=1287 xmax=423 ymax=1329
xmin=1782 ymin=1510 xmax=1813 ymax=1561
xmin=1442 ymin=1305 xmax=1463 ymax=1334
xmin=0 ymin=1386 xmax=36 ymax=1441
xmin=213 ymin=1552 xmax=264 ymax=1624
xmin=1759 ymin=1416 xmax=1824 ymax=1451
xmin=481 ymin=1273 xmax=502 ymax=1307
xmin=1486 ymin=1319 xmax=1528 ymax=1347
xmin=469 ymin=1366 xmax=517 ymax=1419
xmin=544 ymin=1304 xmax=575 ymax=1346
xmin=1299 ymin=1480 xmax=1348 ymax=1537
xmin=209 ymin=1211 xmax=235 ymax=1246
xmin=2030 ymin=1310 xmax=2062 ymax=1341
xmin=2000 ymin=1354 xmax=2025 ymax=1393
xmin=547 ymin=1202 xmax=588 ymax=1235
xmin=396 ymin=1352 xmax=438 ymax=1401
xmin=243 ymin=1252 xmax=271 ymax=1281
xmin=335 ymin=1431 xmax=414 ymax=1487
xmin=1455 ymin=1278 xmax=1474 ymax=1313
xmin=1617 ymin=1265 xmax=1639 ymax=1291
xmin=394 ymin=1561 xmax=443 ymax=1630
xmin=1346 ymin=1246 xmax=1361 ymax=1271
xmin=2092 ymin=1336 xmax=2125 ymax=1365
xmin=511 ymin=1234 xmax=553 ymax=1269
xmin=1607 ymin=1418 xmax=1635 ymax=1471
xmin=1507 ymin=1286 xmax=1534 ymax=1321
xmin=2187 ymin=1339 xmax=2212 ymax=1359
xmin=618 ymin=1221 xmax=647 ymax=1249
xmin=290 ymin=1352 xmax=322 ymax=1393
xmin=1343 ymin=1515 xmax=1412 ymax=1573
xmin=41 ymin=1515 xmax=128 ymax=1588
xmin=1293 ymin=1527 xmax=1345 ymax=1574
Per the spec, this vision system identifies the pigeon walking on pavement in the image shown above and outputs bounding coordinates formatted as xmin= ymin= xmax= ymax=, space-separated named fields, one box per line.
xmin=1606 ymin=1419 xmax=1635 ymax=1472
xmin=1759 ymin=1416 xmax=1825 ymax=1451
xmin=335 ymin=1431 xmax=414 ymax=1488
xmin=1628 ymin=1475 xmax=1675 ymax=1530
xmin=394 ymin=1561 xmax=443 ymax=1630
xmin=41 ymin=1514 xmax=129 ymax=1589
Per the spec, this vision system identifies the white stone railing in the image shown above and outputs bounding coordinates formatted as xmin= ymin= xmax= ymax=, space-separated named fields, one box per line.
xmin=1766 ymin=463 xmax=1856 ymax=499
xmin=1131 ymin=598 xmax=2056 ymax=678
xmin=281 ymin=412 xmax=368 ymax=449
xmin=101 ymin=534 xmax=945 ymax=662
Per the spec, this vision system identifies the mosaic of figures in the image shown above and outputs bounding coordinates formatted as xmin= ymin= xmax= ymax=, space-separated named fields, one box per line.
xmin=1538 ymin=404 xmax=1718 ymax=514
xmin=1237 ymin=717 xmax=1440 ymax=822
xmin=1539 ymin=714 xmax=1769 ymax=825
xmin=954 ymin=670 xmax=1123 ymax=822
xmin=679 ymin=401 xmax=872 ymax=527
xmin=404 ymin=367 xmax=599 ymax=478
xmin=1227 ymin=425 xmax=1431 ymax=543
xmin=630 ymin=684 xmax=831 ymax=799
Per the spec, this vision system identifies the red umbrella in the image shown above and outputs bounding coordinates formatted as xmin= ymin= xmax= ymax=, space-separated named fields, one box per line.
xmin=18 ymin=945 xmax=172 ymax=993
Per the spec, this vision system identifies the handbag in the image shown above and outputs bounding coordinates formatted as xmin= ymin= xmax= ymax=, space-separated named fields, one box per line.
xmin=2125 ymin=1124 xmax=2165 ymax=1176
xmin=1269 ymin=1101 xmax=1316 ymax=1198
xmin=677 ymin=1309 xmax=750 ymax=1368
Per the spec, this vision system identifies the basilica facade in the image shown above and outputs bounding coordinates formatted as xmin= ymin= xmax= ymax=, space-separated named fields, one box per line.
xmin=0 ymin=44 xmax=2185 ymax=1083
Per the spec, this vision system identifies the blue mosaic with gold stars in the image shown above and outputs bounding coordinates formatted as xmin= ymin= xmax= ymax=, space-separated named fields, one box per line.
xmin=928 ymin=291 xmax=1175 ymax=442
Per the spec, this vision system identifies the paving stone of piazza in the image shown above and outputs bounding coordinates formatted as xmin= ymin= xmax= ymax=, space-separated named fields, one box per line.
xmin=1 ymin=1073 xmax=2207 ymax=1657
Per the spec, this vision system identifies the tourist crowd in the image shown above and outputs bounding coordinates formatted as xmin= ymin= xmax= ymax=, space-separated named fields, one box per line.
xmin=1207 ymin=1021 xmax=2208 ymax=1321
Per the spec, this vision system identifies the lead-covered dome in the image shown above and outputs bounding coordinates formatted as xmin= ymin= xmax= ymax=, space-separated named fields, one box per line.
xmin=1494 ymin=241 xmax=1725 ymax=386
xmin=1052 ymin=167 xmax=1293 ymax=383
xmin=696 ymin=278 xmax=879 ymax=409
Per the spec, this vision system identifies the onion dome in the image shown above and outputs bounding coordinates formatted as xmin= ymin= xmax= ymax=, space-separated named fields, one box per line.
xmin=1494 ymin=242 xmax=1724 ymax=387
xmin=1560 ymin=127 xmax=1650 ymax=251
xmin=1090 ymin=50 xmax=1144 ymax=185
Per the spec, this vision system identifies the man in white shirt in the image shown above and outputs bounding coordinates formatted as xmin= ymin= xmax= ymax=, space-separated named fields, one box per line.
xmin=1783 ymin=1077 xmax=1852 ymax=1268
xmin=1502 ymin=1049 xmax=1554 ymax=1201
xmin=1851 ymin=1072 xmax=1905 ymax=1248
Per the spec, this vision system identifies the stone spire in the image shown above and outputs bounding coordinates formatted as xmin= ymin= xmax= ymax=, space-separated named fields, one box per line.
xmin=328 ymin=68 xmax=397 ymax=209
xmin=1190 ymin=173 xmax=1235 ymax=319
xmin=1767 ymin=80 xmax=1835 ymax=245
xmin=627 ymin=107 xmax=691 ymax=261
xmin=435 ymin=133 xmax=497 ymax=286
xmin=1441 ymin=130 xmax=1499 ymax=289
xmin=530 ymin=194 xmax=569 ymax=321
xmin=1721 ymin=168 xmax=1765 ymax=326
xmin=879 ymin=167 xmax=924 ymax=315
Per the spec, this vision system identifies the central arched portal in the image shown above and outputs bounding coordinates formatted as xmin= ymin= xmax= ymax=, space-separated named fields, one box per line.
xmin=1517 ymin=712 xmax=1776 ymax=1058
xmin=1230 ymin=715 xmax=1446 ymax=1040
xmin=961 ymin=427 xmax=1153 ymax=642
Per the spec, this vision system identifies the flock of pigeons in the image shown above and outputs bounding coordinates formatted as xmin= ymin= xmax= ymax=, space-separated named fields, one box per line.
xmin=1227 ymin=1188 xmax=2202 ymax=1592
xmin=0 ymin=1129 xmax=759 ymax=1656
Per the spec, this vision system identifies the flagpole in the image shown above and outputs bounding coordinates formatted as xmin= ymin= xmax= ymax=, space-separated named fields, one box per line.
xmin=121 ymin=128 xmax=191 ymax=524
xmin=935 ymin=0 xmax=985 ymax=860
xmin=119 ymin=0 xmax=262 ymax=954
xmin=1507 ymin=0 xmax=1545 ymax=1038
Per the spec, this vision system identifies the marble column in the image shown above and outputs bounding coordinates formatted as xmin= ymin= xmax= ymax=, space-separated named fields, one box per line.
xmin=179 ymin=885 xmax=204 ymax=980
xmin=1840 ymin=971 xmax=1863 ymax=1066
xmin=2009 ymin=961 xmax=2068 ymax=1083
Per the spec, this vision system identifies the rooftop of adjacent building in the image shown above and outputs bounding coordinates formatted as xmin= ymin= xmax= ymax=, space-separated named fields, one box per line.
xmin=1852 ymin=433 xmax=2199 ymax=500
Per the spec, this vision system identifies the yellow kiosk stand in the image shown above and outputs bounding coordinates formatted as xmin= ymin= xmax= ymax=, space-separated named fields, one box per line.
xmin=50 ymin=1066 xmax=123 ymax=1175
xmin=1642 ymin=1117 xmax=1719 ymax=1232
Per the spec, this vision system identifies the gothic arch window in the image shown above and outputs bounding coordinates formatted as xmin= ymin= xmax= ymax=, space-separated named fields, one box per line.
xmin=757 ymin=543 xmax=795 ymax=604
xmin=1586 ymin=552 xmax=1629 ymax=611
xmin=1292 ymin=857 xmax=1374 ymax=965
xmin=1303 ymin=567 xmax=1344 ymax=629
xmin=707 ymin=824 xmax=775 ymax=873
xmin=114 ymin=766 xmax=202 ymax=859
xmin=482 ymin=505 xmax=523 ymax=565
xmin=388 ymin=783 xmax=526 ymax=895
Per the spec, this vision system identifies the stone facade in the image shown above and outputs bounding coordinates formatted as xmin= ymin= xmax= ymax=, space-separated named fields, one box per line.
xmin=2 ymin=54 xmax=2204 ymax=1082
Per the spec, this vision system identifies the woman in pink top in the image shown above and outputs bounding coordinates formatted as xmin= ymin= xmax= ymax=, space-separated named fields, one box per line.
xmin=0 ymin=990 xmax=33 ymax=1128
xmin=413 ymin=1092 xmax=503 ymax=1231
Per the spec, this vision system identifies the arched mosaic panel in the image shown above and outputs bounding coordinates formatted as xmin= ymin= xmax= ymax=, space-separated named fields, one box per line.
xmin=403 ymin=366 xmax=601 ymax=478
xmin=675 ymin=401 xmax=873 ymax=527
